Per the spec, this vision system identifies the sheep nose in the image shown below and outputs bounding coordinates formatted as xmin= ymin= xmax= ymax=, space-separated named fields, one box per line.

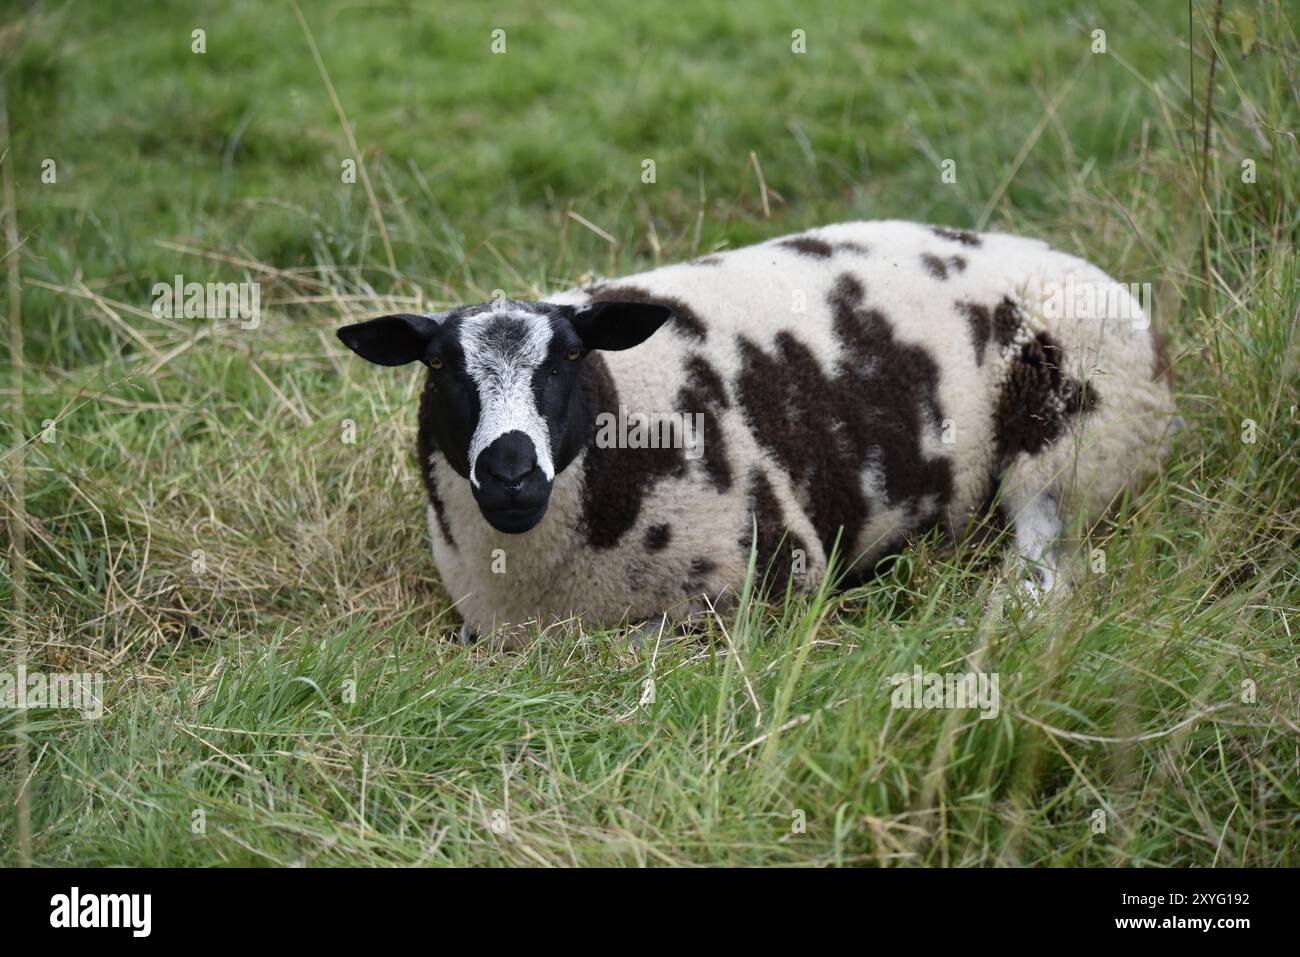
xmin=487 ymin=461 xmax=535 ymax=491
xmin=478 ymin=432 xmax=539 ymax=491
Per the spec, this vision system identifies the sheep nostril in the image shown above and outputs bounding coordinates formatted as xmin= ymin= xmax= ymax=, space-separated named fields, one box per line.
xmin=487 ymin=462 xmax=536 ymax=492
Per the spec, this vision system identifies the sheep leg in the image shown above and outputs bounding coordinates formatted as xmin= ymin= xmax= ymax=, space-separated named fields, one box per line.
xmin=1008 ymin=488 xmax=1062 ymax=599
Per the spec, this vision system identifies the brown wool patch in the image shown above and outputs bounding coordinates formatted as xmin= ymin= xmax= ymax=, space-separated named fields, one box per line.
xmin=959 ymin=302 xmax=993 ymax=365
xmin=928 ymin=225 xmax=983 ymax=247
xmin=733 ymin=273 xmax=953 ymax=567
xmin=739 ymin=468 xmax=808 ymax=592
xmin=994 ymin=332 xmax=1101 ymax=462
xmin=779 ymin=236 xmax=836 ymax=258
xmin=991 ymin=297 xmax=1021 ymax=347
xmin=579 ymin=356 xmax=685 ymax=549
xmin=923 ymin=254 xmax=969 ymax=281
xmin=922 ymin=253 xmax=949 ymax=279
xmin=838 ymin=240 xmax=871 ymax=255
xmin=417 ymin=382 xmax=457 ymax=549
xmin=675 ymin=353 xmax=733 ymax=492
xmin=779 ymin=236 xmax=871 ymax=259
xmin=644 ymin=522 xmax=672 ymax=551
xmin=586 ymin=284 xmax=707 ymax=341
xmin=959 ymin=296 xmax=1024 ymax=366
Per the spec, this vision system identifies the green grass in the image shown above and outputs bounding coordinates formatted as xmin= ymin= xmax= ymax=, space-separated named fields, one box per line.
xmin=1 ymin=0 xmax=1297 ymax=865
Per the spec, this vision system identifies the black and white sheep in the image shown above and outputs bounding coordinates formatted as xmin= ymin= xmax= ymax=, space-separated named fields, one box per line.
xmin=338 ymin=221 xmax=1177 ymax=642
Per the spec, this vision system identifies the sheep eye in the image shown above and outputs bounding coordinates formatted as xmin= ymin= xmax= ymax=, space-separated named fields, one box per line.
xmin=566 ymin=348 xmax=581 ymax=361
xmin=428 ymin=357 xmax=443 ymax=370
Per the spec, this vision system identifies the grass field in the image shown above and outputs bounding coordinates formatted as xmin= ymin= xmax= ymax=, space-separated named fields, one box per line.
xmin=1 ymin=0 xmax=1297 ymax=866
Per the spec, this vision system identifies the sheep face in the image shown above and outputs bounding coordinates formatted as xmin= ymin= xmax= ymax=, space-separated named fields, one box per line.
xmin=337 ymin=298 xmax=671 ymax=533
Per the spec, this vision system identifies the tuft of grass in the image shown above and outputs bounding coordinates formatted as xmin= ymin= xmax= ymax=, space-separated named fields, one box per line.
xmin=1 ymin=0 xmax=1297 ymax=865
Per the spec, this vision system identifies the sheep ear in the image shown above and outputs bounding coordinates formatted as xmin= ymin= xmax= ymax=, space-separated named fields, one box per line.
xmin=337 ymin=314 xmax=440 ymax=366
xmin=566 ymin=301 xmax=673 ymax=351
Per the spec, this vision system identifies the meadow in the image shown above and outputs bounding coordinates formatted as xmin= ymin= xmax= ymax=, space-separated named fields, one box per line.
xmin=1 ymin=0 xmax=1296 ymax=865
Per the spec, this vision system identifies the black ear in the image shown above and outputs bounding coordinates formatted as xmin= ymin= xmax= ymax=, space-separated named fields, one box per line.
xmin=337 ymin=314 xmax=439 ymax=366
xmin=566 ymin=301 xmax=673 ymax=352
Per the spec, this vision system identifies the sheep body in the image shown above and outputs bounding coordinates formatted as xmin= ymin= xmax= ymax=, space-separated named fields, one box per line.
xmin=421 ymin=221 xmax=1176 ymax=637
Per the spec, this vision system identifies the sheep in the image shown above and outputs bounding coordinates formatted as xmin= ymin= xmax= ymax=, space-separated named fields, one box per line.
xmin=337 ymin=220 xmax=1177 ymax=644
